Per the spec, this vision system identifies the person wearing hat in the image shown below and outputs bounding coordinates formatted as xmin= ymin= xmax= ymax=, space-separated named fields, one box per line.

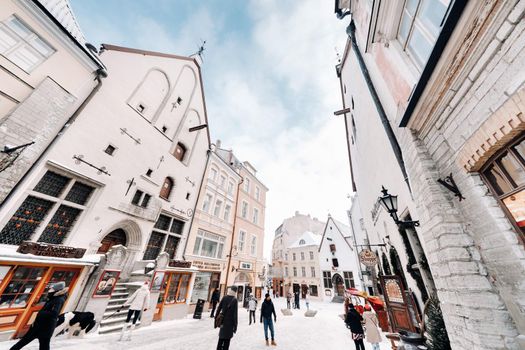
xmin=10 ymin=281 xmax=68 ymax=350
xmin=363 ymin=304 xmax=382 ymax=350
xmin=215 ymin=285 xmax=238 ymax=350
xmin=260 ymin=293 xmax=277 ymax=346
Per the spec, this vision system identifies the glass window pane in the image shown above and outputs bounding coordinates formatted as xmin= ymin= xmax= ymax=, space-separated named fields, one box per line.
xmin=165 ymin=274 xmax=181 ymax=304
xmin=0 ymin=26 xmax=18 ymax=52
xmin=418 ymin=0 xmax=450 ymax=37
xmin=407 ymin=23 xmax=434 ymax=67
xmin=6 ymin=45 xmax=41 ymax=71
xmin=398 ymin=12 xmax=412 ymax=44
xmin=0 ymin=196 xmax=54 ymax=245
xmin=512 ymin=139 xmax=525 ymax=161
xmin=33 ymin=171 xmax=70 ymax=197
xmin=499 ymin=152 xmax=525 ymax=187
xmin=176 ymin=274 xmax=190 ymax=303
xmin=406 ymin=0 xmax=419 ymax=15
xmin=6 ymin=17 xmax=32 ymax=38
xmin=143 ymin=232 xmax=165 ymax=260
xmin=65 ymin=182 xmax=95 ymax=205
xmin=485 ymin=165 xmax=512 ymax=196
xmin=502 ymin=190 xmax=525 ymax=229
xmin=201 ymin=239 xmax=218 ymax=258
xmin=154 ymin=215 xmax=171 ymax=231
xmin=29 ymin=36 xmax=54 ymax=57
xmin=170 ymin=219 xmax=184 ymax=234
xmin=38 ymin=205 xmax=82 ymax=244
xmin=193 ymin=237 xmax=202 ymax=255
xmin=164 ymin=235 xmax=180 ymax=259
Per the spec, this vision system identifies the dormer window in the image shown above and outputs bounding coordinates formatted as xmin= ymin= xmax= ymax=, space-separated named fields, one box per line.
xmin=299 ymin=239 xmax=305 ymax=245
xmin=173 ymin=142 xmax=186 ymax=162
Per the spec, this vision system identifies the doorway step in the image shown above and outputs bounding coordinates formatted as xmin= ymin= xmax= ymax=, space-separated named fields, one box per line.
xmin=331 ymin=296 xmax=345 ymax=303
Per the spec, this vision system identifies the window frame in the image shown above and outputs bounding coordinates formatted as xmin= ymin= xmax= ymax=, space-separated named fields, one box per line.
xmin=143 ymin=214 xmax=184 ymax=260
xmin=192 ymin=229 xmax=225 ymax=259
xmin=238 ymin=230 xmax=246 ymax=251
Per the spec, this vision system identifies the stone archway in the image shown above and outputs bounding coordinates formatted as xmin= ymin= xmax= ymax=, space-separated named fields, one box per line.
xmin=95 ymin=219 xmax=142 ymax=253
xmin=332 ymin=273 xmax=345 ymax=297
xmin=97 ymin=229 xmax=127 ymax=254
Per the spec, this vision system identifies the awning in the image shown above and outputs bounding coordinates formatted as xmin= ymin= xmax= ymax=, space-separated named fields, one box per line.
xmin=0 ymin=245 xmax=101 ymax=266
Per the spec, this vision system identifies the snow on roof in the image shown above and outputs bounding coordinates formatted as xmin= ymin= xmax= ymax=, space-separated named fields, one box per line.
xmin=289 ymin=231 xmax=321 ymax=249
xmin=38 ymin=0 xmax=87 ymax=44
xmin=0 ymin=245 xmax=100 ymax=265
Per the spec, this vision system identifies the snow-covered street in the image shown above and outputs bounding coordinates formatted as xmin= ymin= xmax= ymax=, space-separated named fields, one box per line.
xmin=0 ymin=298 xmax=393 ymax=350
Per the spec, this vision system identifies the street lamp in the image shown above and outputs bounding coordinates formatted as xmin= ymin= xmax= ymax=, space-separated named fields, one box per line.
xmin=379 ymin=186 xmax=420 ymax=228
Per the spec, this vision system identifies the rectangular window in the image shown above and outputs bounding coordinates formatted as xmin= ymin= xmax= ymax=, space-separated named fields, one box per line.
xmin=244 ymin=178 xmax=250 ymax=193
xmin=300 ymin=252 xmax=305 ymax=261
xmin=255 ymin=186 xmax=260 ymax=201
xmin=241 ymin=201 xmax=248 ymax=219
xmin=293 ymin=267 xmax=297 ymax=277
xmin=301 ymin=267 xmax=306 ymax=277
xmin=228 ymin=181 xmax=234 ymax=195
xmin=311 ymin=267 xmax=316 ymax=277
xmin=309 ymin=285 xmax=318 ymax=297
xmin=238 ymin=230 xmax=246 ymax=251
xmin=104 ymin=145 xmax=116 ymax=155
xmin=223 ymin=204 xmax=231 ymax=222
xmin=397 ymin=0 xmax=451 ymax=69
xmin=292 ymin=253 xmax=296 ymax=261
xmin=209 ymin=168 xmax=218 ymax=181
xmin=144 ymin=214 xmax=184 ymax=260
xmin=164 ymin=235 xmax=180 ymax=259
xmin=285 ymin=267 xmax=288 ymax=277
xmin=164 ymin=273 xmax=191 ymax=304
xmin=143 ymin=232 xmax=166 ymax=260
xmin=0 ymin=16 xmax=55 ymax=72
xmin=323 ymin=271 xmax=332 ymax=288
xmin=252 ymin=208 xmax=259 ymax=225
xmin=220 ymin=175 xmax=226 ymax=189
xmin=332 ymin=258 xmax=339 ymax=268
xmin=250 ymin=235 xmax=257 ymax=256
xmin=0 ymin=170 xmax=95 ymax=245
xmin=344 ymin=271 xmax=355 ymax=289
xmin=131 ymin=190 xmax=151 ymax=208
xmin=213 ymin=200 xmax=222 ymax=217
xmin=202 ymin=194 xmax=213 ymax=212
xmin=309 ymin=251 xmax=314 ymax=260
xmin=285 ymin=253 xmax=288 ymax=261
xmin=192 ymin=229 xmax=225 ymax=259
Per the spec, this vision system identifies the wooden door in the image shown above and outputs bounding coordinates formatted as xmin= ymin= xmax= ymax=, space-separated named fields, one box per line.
xmin=379 ymin=275 xmax=417 ymax=333
xmin=333 ymin=274 xmax=345 ymax=296
xmin=17 ymin=267 xmax=80 ymax=337
xmin=301 ymin=284 xmax=308 ymax=298
xmin=153 ymin=273 xmax=170 ymax=321
xmin=98 ymin=229 xmax=127 ymax=254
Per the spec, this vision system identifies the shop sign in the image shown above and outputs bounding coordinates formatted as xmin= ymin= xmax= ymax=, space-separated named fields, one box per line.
xmin=192 ymin=260 xmax=221 ymax=271
xmin=239 ymin=262 xmax=252 ymax=270
xmin=169 ymin=260 xmax=192 ymax=268
xmin=359 ymin=249 xmax=378 ymax=267
xmin=93 ymin=270 xmax=120 ymax=298
xmin=17 ymin=241 xmax=86 ymax=258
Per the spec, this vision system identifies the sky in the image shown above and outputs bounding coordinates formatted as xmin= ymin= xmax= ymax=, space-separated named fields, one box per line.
xmin=70 ymin=0 xmax=352 ymax=259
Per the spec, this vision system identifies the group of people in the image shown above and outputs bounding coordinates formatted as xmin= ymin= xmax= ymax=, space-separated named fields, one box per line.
xmin=214 ymin=286 xmax=277 ymax=349
xmin=344 ymin=299 xmax=382 ymax=350
xmin=285 ymin=291 xmax=304 ymax=309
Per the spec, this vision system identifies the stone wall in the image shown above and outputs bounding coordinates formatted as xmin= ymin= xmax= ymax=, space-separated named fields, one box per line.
xmin=0 ymin=77 xmax=76 ymax=204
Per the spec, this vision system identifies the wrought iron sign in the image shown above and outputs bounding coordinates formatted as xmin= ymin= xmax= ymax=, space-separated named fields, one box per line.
xmin=125 ymin=177 xmax=136 ymax=196
xmin=437 ymin=173 xmax=465 ymax=201
xmin=73 ymin=155 xmax=110 ymax=176
xmin=17 ymin=241 xmax=86 ymax=258
xmin=168 ymin=260 xmax=192 ymax=268
xmin=120 ymin=128 xmax=141 ymax=145
xmin=0 ymin=141 xmax=35 ymax=172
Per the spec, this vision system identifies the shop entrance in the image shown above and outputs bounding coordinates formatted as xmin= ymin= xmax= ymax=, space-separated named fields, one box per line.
xmin=0 ymin=265 xmax=80 ymax=338
xmin=301 ymin=284 xmax=308 ymax=298
xmin=333 ymin=274 xmax=345 ymax=297
xmin=97 ymin=229 xmax=127 ymax=254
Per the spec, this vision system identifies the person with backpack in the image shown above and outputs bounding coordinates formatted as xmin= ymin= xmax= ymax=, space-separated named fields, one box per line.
xmin=10 ymin=282 xmax=68 ymax=350
xmin=260 ymin=293 xmax=277 ymax=346
xmin=215 ymin=286 xmax=238 ymax=350
xmin=248 ymin=294 xmax=257 ymax=325
xmin=345 ymin=303 xmax=365 ymax=350
xmin=210 ymin=288 xmax=221 ymax=318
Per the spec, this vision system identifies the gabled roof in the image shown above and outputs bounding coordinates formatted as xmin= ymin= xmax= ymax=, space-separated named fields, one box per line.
xmin=289 ymin=231 xmax=321 ymax=249
xmin=318 ymin=216 xmax=354 ymax=252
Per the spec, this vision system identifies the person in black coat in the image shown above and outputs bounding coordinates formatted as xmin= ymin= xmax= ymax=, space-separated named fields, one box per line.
xmin=345 ymin=303 xmax=365 ymax=350
xmin=10 ymin=282 xmax=68 ymax=350
xmin=210 ymin=288 xmax=221 ymax=318
xmin=294 ymin=291 xmax=300 ymax=309
xmin=215 ymin=286 xmax=238 ymax=350
xmin=260 ymin=293 xmax=277 ymax=346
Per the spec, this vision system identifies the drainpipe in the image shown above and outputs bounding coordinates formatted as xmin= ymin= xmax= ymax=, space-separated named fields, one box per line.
xmin=346 ymin=21 xmax=412 ymax=193
xmin=0 ymin=70 xmax=105 ymax=209
xmin=223 ymin=177 xmax=244 ymax=297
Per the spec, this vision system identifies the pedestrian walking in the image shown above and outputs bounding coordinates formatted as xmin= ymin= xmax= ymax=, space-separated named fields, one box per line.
xmin=210 ymin=288 xmax=220 ymax=318
xmin=260 ymin=293 xmax=277 ymax=346
xmin=215 ymin=286 xmax=238 ymax=350
xmin=10 ymin=282 xmax=68 ymax=350
xmin=294 ymin=291 xmax=300 ymax=309
xmin=248 ymin=294 xmax=257 ymax=325
xmin=345 ymin=303 xmax=365 ymax=350
xmin=363 ymin=304 xmax=382 ymax=350
xmin=305 ymin=292 xmax=310 ymax=311
xmin=119 ymin=280 xmax=150 ymax=342
xmin=286 ymin=292 xmax=291 ymax=309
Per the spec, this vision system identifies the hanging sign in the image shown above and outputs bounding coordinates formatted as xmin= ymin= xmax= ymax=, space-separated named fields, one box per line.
xmin=359 ymin=249 xmax=378 ymax=267
xmin=17 ymin=241 xmax=86 ymax=258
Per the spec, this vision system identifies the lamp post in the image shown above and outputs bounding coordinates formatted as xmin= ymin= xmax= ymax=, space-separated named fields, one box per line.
xmin=378 ymin=186 xmax=420 ymax=228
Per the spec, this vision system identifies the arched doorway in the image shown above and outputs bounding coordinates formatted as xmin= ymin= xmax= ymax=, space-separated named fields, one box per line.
xmin=97 ymin=229 xmax=127 ymax=254
xmin=333 ymin=273 xmax=345 ymax=297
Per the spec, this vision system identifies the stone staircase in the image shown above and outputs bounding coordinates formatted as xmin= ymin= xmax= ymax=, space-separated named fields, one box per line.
xmin=331 ymin=295 xmax=345 ymax=303
xmin=98 ymin=282 xmax=141 ymax=334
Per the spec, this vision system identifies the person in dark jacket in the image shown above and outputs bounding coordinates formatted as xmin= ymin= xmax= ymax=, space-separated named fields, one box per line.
xmin=216 ymin=286 xmax=238 ymax=350
xmin=260 ymin=293 xmax=277 ymax=346
xmin=10 ymin=282 xmax=68 ymax=350
xmin=210 ymin=288 xmax=220 ymax=318
xmin=345 ymin=303 xmax=365 ymax=350
xmin=294 ymin=291 xmax=300 ymax=309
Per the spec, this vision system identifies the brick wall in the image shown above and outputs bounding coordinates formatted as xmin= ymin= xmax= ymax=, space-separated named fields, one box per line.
xmin=0 ymin=77 xmax=76 ymax=203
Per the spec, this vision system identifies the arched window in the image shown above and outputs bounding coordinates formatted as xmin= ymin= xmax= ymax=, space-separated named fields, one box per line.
xmin=482 ymin=134 xmax=525 ymax=239
xmin=160 ymin=177 xmax=174 ymax=200
xmin=173 ymin=143 xmax=186 ymax=162
xmin=299 ymin=239 xmax=305 ymax=245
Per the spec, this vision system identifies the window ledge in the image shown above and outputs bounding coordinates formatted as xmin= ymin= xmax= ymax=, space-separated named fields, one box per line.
xmin=140 ymin=175 xmax=160 ymax=187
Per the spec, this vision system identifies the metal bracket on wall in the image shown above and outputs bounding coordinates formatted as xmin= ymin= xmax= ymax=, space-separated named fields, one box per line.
xmin=73 ymin=155 xmax=111 ymax=176
xmin=120 ymin=128 xmax=141 ymax=145
xmin=437 ymin=173 xmax=464 ymax=201
xmin=185 ymin=176 xmax=195 ymax=187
